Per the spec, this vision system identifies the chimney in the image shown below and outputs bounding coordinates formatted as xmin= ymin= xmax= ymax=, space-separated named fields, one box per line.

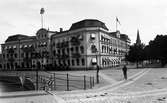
xmin=60 ymin=28 xmax=63 ymax=32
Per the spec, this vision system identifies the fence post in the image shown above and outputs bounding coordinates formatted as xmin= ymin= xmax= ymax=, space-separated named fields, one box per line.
xmin=84 ymin=75 xmax=86 ymax=90
xmin=36 ymin=69 xmax=38 ymax=90
xmin=67 ymin=73 xmax=69 ymax=91
xmin=50 ymin=75 xmax=53 ymax=90
xmin=90 ymin=76 xmax=92 ymax=89
xmin=93 ymin=77 xmax=94 ymax=87
xmin=54 ymin=73 xmax=56 ymax=90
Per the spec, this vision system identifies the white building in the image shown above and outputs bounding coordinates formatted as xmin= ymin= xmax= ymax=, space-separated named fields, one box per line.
xmin=1 ymin=19 xmax=130 ymax=70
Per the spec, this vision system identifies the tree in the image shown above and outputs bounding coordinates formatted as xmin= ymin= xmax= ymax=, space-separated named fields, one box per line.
xmin=126 ymin=43 xmax=145 ymax=68
xmin=146 ymin=35 xmax=167 ymax=66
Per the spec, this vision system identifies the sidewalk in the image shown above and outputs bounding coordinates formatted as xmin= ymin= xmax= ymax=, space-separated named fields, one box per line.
xmin=112 ymin=68 xmax=167 ymax=93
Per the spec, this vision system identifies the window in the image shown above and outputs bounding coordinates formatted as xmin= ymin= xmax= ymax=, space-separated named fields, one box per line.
xmin=72 ymin=59 xmax=75 ymax=66
xmin=75 ymin=46 xmax=79 ymax=53
xmin=68 ymin=60 xmax=70 ymax=66
xmin=109 ymin=47 xmax=112 ymax=54
xmin=63 ymin=60 xmax=66 ymax=66
xmin=62 ymin=48 xmax=65 ymax=54
xmin=71 ymin=47 xmax=74 ymax=52
xmin=76 ymin=59 xmax=79 ymax=66
xmin=10 ymin=54 xmax=13 ymax=58
xmin=80 ymin=46 xmax=84 ymax=53
xmin=78 ymin=34 xmax=83 ymax=40
xmin=92 ymin=58 xmax=97 ymax=64
xmin=3 ymin=54 xmax=5 ymax=59
xmin=101 ymin=35 xmax=104 ymax=41
xmin=53 ymin=50 xmax=56 ymax=56
xmin=90 ymin=34 xmax=96 ymax=39
xmin=13 ymin=45 xmax=16 ymax=49
xmin=107 ymin=46 xmax=109 ymax=53
xmin=7 ymin=54 xmax=9 ymax=58
xmin=67 ymin=48 xmax=69 ymax=54
xmin=15 ymin=63 xmax=17 ymax=67
xmin=21 ymin=53 xmax=24 ymax=58
xmin=58 ymin=49 xmax=60 ymax=54
xmin=91 ymin=45 xmax=97 ymax=53
xmin=102 ymin=45 xmax=104 ymax=53
xmin=52 ymin=42 xmax=55 ymax=46
xmin=82 ymin=58 xmax=85 ymax=65
xmin=15 ymin=53 xmax=17 ymax=58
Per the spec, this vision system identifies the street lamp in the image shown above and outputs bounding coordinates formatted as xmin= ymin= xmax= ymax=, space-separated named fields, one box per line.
xmin=35 ymin=52 xmax=41 ymax=90
xmin=96 ymin=50 xmax=99 ymax=84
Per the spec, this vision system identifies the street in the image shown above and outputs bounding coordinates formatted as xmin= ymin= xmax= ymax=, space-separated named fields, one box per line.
xmin=1 ymin=68 xmax=167 ymax=103
xmin=54 ymin=68 xmax=167 ymax=103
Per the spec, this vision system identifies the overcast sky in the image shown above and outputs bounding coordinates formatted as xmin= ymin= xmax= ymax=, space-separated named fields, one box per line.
xmin=0 ymin=0 xmax=167 ymax=45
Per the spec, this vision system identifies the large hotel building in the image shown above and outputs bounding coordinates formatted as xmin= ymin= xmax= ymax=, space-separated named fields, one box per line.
xmin=0 ymin=19 xmax=130 ymax=70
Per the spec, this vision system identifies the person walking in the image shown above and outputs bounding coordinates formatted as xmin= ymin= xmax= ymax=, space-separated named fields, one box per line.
xmin=122 ymin=65 xmax=127 ymax=80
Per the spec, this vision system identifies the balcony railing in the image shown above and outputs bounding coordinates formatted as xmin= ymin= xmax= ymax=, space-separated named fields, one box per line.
xmin=72 ymin=52 xmax=81 ymax=58
xmin=56 ymin=53 xmax=69 ymax=59
xmin=70 ymin=37 xmax=80 ymax=46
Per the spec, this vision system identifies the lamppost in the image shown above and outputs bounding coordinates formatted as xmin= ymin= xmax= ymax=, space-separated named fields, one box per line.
xmin=35 ymin=52 xmax=40 ymax=90
xmin=96 ymin=50 xmax=99 ymax=84
xmin=36 ymin=60 xmax=40 ymax=90
xmin=18 ymin=38 xmax=21 ymax=69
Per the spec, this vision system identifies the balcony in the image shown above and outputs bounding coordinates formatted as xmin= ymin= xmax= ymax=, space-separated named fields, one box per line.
xmin=72 ymin=52 xmax=81 ymax=58
xmin=70 ymin=37 xmax=80 ymax=46
xmin=61 ymin=41 xmax=69 ymax=47
xmin=56 ymin=43 xmax=61 ymax=48
xmin=56 ymin=53 xmax=69 ymax=59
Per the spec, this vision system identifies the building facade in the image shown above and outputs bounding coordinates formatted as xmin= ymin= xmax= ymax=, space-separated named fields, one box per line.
xmin=51 ymin=19 xmax=130 ymax=70
xmin=1 ymin=29 xmax=56 ymax=70
xmin=1 ymin=19 xmax=130 ymax=70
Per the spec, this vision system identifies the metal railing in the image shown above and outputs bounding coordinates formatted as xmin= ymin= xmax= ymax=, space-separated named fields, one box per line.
xmin=21 ymin=71 xmax=95 ymax=91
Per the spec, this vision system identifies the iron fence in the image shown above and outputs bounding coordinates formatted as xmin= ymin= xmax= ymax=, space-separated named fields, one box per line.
xmin=17 ymin=71 xmax=95 ymax=91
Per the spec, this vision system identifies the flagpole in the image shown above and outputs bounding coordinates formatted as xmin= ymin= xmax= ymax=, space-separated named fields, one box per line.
xmin=116 ymin=19 xmax=118 ymax=31
xmin=41 ymin=14 xmax=43 ymax=28
xmin=40 ymin=8 xmax=45 ymax=28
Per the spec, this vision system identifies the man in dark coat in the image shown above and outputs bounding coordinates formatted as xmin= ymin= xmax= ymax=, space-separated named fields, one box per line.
xmin=122 ymin=65 xmax=127 ymax=80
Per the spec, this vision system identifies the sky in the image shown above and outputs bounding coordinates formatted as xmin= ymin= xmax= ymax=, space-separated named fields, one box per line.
xmin=0 ymin=0 xmax=167 ymax=46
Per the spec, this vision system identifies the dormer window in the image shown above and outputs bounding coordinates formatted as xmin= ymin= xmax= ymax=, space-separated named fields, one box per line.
xmin=90 ymin=34 xmax=95 ymax=39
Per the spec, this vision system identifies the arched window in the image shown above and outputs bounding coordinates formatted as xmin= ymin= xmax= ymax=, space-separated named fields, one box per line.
xmin=91 ymin=45 xmax=97 ymax=53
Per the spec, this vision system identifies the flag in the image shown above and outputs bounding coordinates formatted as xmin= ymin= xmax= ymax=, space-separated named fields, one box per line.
xmin=40 ymin=8 xmax=45 ymax=14
xmin=116 ymin=17 xmax=121 ymax=25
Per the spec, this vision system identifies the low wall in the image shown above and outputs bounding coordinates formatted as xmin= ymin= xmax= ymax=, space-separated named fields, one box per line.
xmin=0 ymin=91 xmax=65 ymax=103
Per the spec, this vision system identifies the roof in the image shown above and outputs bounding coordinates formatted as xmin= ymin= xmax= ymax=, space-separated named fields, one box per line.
xmin=5 ymin=34 xmax=36 ymax=42
xmin=109 ymin=31 xmax=131 ymax=42
xmin=36 ymin=28 xmax=48 ymax=35
xmin=109 ymin=31 xmax=117 ymax=38
xmin=69 ymin=19 xmax=109 ymax=31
